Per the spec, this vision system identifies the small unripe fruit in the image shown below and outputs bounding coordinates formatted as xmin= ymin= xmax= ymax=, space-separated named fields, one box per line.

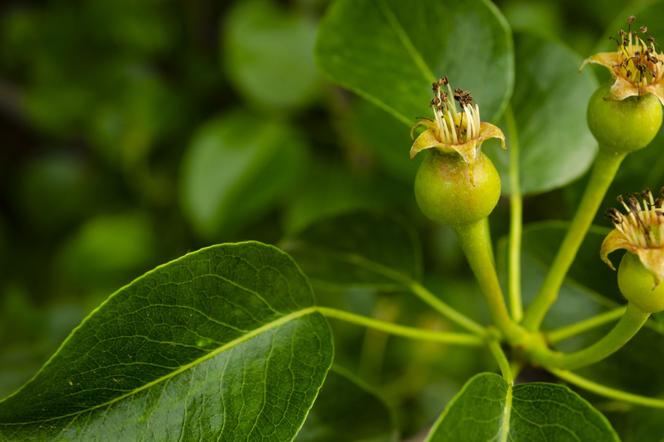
xmin=587 ymin=85 xmax=662 ymax=154
xmin=414 ymin=151 xmax=500 ymax=226
xmin=618 ymin=252 xmax=664 ymax=313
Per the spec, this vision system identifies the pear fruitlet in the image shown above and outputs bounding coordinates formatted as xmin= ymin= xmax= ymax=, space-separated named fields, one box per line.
xmin=587 ymin=85 xmax=663 ymax=154
xmin=618 ymin=252 xmax=664 ymax=313
xmin=414 ymin=151 xmax=501 ymax=226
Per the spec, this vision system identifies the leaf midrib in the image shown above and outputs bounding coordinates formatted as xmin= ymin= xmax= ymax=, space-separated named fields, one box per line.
xmin=498 ymin=382 xmax=513 ymax=442
xmin=292 ymin=241 xmax=414 ymax=286
xmin=0 ymin=307 xmax=319 ymax=427
xmin=374 ymin=0 xmax=436 ymax=84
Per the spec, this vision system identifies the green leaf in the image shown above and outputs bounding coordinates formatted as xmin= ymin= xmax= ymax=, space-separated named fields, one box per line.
xmin=487 ymin=33 xmax=598 ymax=195
xmin=54 ymin=212 xmax=156 ymax=296
xmin=180 ymin=111 xmax=308 ymax=238
xmin=222 ymin=0 xmax=320 ymax=110
xmin=297 ymin=366 xmax=397 ymax=442
xmin=350 ymin=100 xmax=417 ymax=183
xmin=427 ymin=373 xmax=619 ymax=441
xmin=316 ymin=0 xmax=513 ymax=125
xmin=0 ymin=242 xmax=333 ymax=441
xmin=283 ymin=211 xmax=422 ymax=291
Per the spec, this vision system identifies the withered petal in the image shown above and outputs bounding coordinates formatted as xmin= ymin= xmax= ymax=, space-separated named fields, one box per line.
xmin=645 ymin=82 xmax=664 ymax=105
xmin=478 ymin=122 xmax=506 ymax=149
xmin=610 ymin=76 xmax=641 ymax=101
xmin=635 ymin=248 xmax=664 ymax=286
xmin=409 ymin=128 xmax=442 ymax=159
xmin=580 ymin=52 xmax=622 ymax=72
xmin=600 ymin=229 xmax=634 ymax=271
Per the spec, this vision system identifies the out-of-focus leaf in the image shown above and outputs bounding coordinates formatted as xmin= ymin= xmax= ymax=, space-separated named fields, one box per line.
xmin=616 ymin=406 xmax=664 ymax=442
xmin=515 ymin=221 xmax=618 ymax=306
xmin=223 ymin=0 xmax=320 ymax=110
xmin=283 ymin=211 xmax=421 ymax=291
xmin=283 ymin=162 xmax=409 ymax=234
xmin=15 ymin=153 xmax=102 ymax=233
xmin=427 ymin=373 xmax=618 ymax=441
xmin=0 ymin=287 xmax=86 ymax=398
xmin=316 ymin=0 xmax=513 ymax=125
xmin=54 ymin=212 xmax=156 ymax=294
xmin=351 ymin=101 xmax=416 ymax=183
xmin=0 ymin=216 xmax=6 ymax=270
xmin=87 ymin=64 xmax=182 ymax=166
xmin=0 ymin=242 xmax=333 ymax=441
xmin=23 ymin=82 xmax=93 ymax=137
xmin=501 ymin=0 xmax=563 ymax=39
xmin=487 ymin=33 xmax=598 ymax=195
xmin=297 ymin=366 xmax=397 ymax=442
xmin=180 ymin=111 xmax=308 ymax=239
xmin=84 ymin=0 xmax=177 ymax=56
xmin=4 ymin=1 xmax=179 ymax=139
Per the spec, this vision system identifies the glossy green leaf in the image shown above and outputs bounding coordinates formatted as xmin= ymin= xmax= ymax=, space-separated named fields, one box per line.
xmin=427 ymin=373 xmax=618 ymax=441
xmin=222 ymin=0 xmax=320 ymax=110
xmin=487 ymin=33 xmax=598 ymax=195
xmin=283 ymin=211 xmax=422 ymax=291
xmin=180 ymin=111 xmax=308 ymax=238
xmin=0 ymin=242 xmax=333 ymax=441
xmin=297 ymin=366 xmax=397 ymax=442
xmin=316 ymin=0 xmax=513 ymax=125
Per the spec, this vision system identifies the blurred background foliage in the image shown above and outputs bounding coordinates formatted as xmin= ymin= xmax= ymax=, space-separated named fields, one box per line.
xmin=1 ymin=0 xmax=664 ymax=439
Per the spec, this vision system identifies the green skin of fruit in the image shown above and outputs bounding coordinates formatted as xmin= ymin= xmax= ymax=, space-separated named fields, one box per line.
xmin=587 ymin=84 xmax=663 ymax=154
xmin=414 ymin=151 xmax=500 ymax=226
xmin=618 ymin=252 xmax=664 ymax=313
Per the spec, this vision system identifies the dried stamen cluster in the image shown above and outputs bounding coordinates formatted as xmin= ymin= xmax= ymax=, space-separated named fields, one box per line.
xmin=601 ymin=188 xmax=664 ymax=285
xmin=606 ymin=189 xmax=664 ymax=249
xmin=409 ymin=76 xmax=504 ymax=165
xmin=611 ymin=17 xmax=663 ymax=89
xmin=583 ymin=16 xmax=664 ymax=103
xmin=428 ymin=76 xmax=481 ymax=146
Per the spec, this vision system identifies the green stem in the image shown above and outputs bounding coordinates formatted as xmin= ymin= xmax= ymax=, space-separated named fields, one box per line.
xmin=505 ymin=106 xmax=523 ymax=322
xmin=317 ymin=306 xmax=485 ymax=346
xmin=531 ymin=303 xmax=649 ymax=369
xmin=489 ymin=340 xmax=513 ymax=383
xmin=546 ymin=307 xmax=626 ymax=344
xmin=299 ymin=244 xmax=487 ymax=336
xmin=522 ymin=149 xmax=626 ymax=331
xmin=408 ymin=281 xmax=486 ymax=335
xmin=550 ymin=368 xmax=664 ymax=409
xmin=455 ymin=219 xmax=523 ymax=343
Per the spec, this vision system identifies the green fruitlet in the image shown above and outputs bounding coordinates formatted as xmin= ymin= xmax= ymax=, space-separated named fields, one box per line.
xmin=587 ymin=85 xmax=662 ymax=154
xmin=414 ymin=151 xmax=501 ymax=226
xmin=618 ymin=252 xmax=664 ymax=313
